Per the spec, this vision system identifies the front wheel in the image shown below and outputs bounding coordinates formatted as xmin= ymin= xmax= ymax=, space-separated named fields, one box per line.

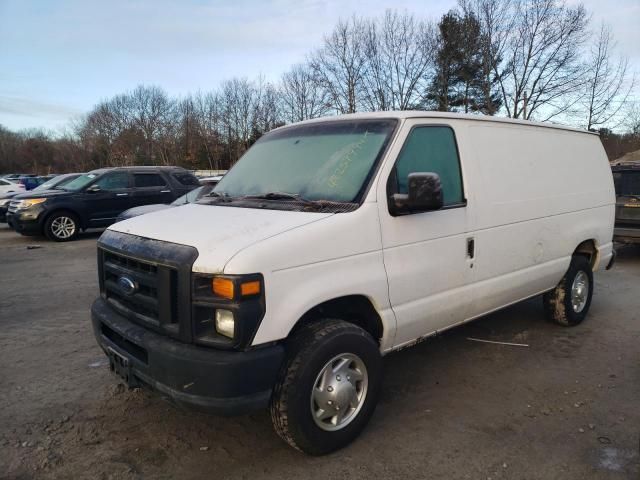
xmin=543 ymin=255 xmax=593 ymax=326
xmin=45 ymin=211 xmax=79 ymax=242
xmin=270 ymin=320 xmax=381 ymax=455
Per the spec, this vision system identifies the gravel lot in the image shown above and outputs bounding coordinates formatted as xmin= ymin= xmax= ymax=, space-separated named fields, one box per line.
xmin=0 ymin=223 xmax=638 ymax=479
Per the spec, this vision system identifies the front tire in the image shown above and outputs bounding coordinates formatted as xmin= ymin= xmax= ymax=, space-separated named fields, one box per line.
xmin=543 ymin=255 xmax=593 ymax=326
xmin=270 ymin=319 xmax=381 ymax=455
xmin=45 ymin=211 xmax=79 ymax=242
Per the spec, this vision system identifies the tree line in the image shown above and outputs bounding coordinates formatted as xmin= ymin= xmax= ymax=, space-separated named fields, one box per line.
xmin=0 ymin=0 xmax=637 ymax=175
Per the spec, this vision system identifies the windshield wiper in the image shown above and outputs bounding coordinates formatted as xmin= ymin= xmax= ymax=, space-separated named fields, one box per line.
xmin=242 ymin=192 xmax=314 ymax=203
xmin=205 ymin=191 xmax=234 ymax=202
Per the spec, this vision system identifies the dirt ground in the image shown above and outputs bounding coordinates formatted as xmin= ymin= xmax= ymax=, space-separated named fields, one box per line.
xmin=0 ymin=223 xmax=638 ymax=480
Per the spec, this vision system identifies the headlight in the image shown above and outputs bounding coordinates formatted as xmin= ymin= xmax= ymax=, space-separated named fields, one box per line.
xmin=192 ymin=273 xmax=265 ymax=349
xmin=215 ymin=309 xmax=235 ymax=338
xmin=14 ymin=198 xmax=47 ymax=209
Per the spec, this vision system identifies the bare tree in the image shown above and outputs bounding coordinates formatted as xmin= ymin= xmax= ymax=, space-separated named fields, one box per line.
xmin=252 ymin=77 xmax=283 ymax=136
xmin=220 ymin=78 xmax=260 ymax=161
xmin=310 ymin=16 xmax=370 ymax=114
xmin=361 ymin=10 xmax=435 ymax=111
xmin=280 ymin=64 xmax=330 ymax=122
xmin=193 ymin=91 xmax=223 ymax=170
xmin=582 ymin=23 xmax=634 ymax=130
xmin=129 ymin=85 xmax=176 ymax=164
xmin=497 ymin=0 xmax=589 ymax=120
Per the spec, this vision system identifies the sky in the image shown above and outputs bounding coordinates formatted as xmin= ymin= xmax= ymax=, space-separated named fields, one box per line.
xmin=0 ymin=0 xmax=638 ymax=133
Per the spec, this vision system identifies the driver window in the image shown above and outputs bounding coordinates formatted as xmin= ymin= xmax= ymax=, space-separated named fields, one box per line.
xmin=94 ymin=172 xmax=130 ymax=191
xmin=394 ymin=126 xmax=464 ymax=205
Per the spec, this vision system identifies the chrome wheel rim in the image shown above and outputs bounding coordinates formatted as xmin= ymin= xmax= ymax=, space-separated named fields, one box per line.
xmin=571 ymin=271 xmax=589 ymax=313
xmin=310 ymin=353 xmax=368 ymax=432
xmin=51 ymin=216 xmax=76 ymax=239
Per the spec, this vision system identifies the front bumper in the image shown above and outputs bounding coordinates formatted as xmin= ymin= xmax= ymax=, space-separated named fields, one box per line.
xmin=6 ymin=208 xmax=43 ymax=235
xmin=91 ymin=297 xmax=285 ymax=415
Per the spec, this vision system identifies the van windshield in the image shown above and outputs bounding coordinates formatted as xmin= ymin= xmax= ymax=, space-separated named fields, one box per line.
xmin=212 ymin=120 xmax=397 ymax=206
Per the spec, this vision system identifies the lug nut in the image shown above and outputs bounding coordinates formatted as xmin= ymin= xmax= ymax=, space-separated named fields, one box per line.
xmin=336 ymin=375 xmax=341 ymax=381
xmin=327 ymin=386 xmax=334 ymax=392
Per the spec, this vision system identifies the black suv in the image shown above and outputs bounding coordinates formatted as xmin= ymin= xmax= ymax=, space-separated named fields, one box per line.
xmin=612 ymin=163 xmax=640 ymax=244
xmin=6 ymin=166 xmax=199 ymax=241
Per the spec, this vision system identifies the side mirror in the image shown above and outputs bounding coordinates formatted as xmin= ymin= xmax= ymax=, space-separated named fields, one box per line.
xmin=86 ymin=184 xmax=101 ymax=193
xmin=391 ymin=172 xmax=443 ymax=215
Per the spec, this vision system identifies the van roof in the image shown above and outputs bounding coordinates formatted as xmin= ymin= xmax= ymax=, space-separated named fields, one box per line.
xmin=276 ymin=111 xmax=598 ymax=136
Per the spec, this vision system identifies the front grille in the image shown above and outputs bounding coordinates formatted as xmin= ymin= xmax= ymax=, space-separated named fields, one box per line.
xmin=101 ymin=249 xmax=180 ymax=336
xmin=98 ymin=230 xmax=198 ymax=343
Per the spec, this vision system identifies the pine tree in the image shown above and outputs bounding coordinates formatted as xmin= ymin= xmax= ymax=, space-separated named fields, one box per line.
xmin=426 ymin=10 xmax=502 ymax=114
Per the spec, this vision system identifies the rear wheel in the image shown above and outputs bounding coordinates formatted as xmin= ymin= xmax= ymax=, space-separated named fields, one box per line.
xmin=270 ymin=319 xmax=381 ymax=455
xmin=45 ymin=211 xmax=79 ymax=242
xmin=543 ymin=255 xmax=593 ymax=326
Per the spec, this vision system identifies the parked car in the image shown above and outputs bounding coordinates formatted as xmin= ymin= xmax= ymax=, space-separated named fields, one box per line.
xmin=2 ymin=174 xmax=82 ymax=223
xmin=18 ymin=175 xmax=47 ymax=190
xmin=116 ymin=176 xmax=221 ymax=222
xmin=0 ymin=177 xmax=26 ymax=194
xmin=0 ymin=192 xmax=20 ymax=222
xmin=31 ymin=173 xmax=82 ymax=192
xmin=612 ymin=162 xmax=640 ymax=244
xmin=91 ymin=112 xmax=615 ymax=455
xmin=6 ymin=166 xmax=199 ymax=241
xmin=2 ymin=173 xmax=29 ymax=181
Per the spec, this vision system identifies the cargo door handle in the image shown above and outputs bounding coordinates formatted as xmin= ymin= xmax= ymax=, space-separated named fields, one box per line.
xmin=116 ymin=193 xmax=129 ymax=197
xmin=467 ymin=237 xmax=475 ymax=259
xmin=160 ymin=190 xmax=171 ymax=193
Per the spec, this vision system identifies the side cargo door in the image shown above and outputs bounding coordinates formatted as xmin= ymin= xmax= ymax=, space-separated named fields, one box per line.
xmin=377 ymin=121 xmax=476 ymax=348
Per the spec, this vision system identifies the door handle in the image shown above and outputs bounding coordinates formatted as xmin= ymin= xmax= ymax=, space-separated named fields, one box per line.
xmin=467 ymin=237 xmax=475 ymax=259
xmin=160 ymin=190 xmax=171 ymax=193
xmin=116 ymin=193 xmax=129 ymax=197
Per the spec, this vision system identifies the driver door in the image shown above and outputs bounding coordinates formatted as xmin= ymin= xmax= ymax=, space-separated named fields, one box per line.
xmin=377 ymin=122 xmax=475 ymax=348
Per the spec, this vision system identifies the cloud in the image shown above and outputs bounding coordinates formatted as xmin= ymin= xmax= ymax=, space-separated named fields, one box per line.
xmin=0 ymin=96 xmax=83 ymax=119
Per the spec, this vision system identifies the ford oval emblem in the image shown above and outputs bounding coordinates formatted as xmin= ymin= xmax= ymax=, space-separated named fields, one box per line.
xmin=117 ymin=276 xmax=137 ymax=295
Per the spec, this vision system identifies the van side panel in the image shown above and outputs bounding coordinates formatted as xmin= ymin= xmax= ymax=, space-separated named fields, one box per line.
xmin=465 ymin=125 xmax=614 ymax=318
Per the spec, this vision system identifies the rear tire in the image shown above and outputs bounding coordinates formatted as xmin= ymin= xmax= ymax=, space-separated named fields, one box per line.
xmin=270 ymin=319 xmax=381 ymax=455
xmin=45 ymin=211 xmax=79 ymax=242
xmin=543 ymin=255 xmax=593 ymax=326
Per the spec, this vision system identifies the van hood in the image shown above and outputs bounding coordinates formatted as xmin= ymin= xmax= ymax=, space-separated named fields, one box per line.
xmin=108 ymin=203 xmax=333 ymax=273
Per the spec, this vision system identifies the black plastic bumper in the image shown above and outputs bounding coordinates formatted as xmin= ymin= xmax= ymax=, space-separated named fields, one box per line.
xmin=6 ymin=210 xmax=42 ymax=235
xmin=91 ymin=297 xmax=285 ymax=415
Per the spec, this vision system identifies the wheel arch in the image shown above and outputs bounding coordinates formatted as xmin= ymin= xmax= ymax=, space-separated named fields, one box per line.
xmin=289 ymin=295 xmax=385 ymax=346
xmin=573 ymin=239 xmax=599 ymax=269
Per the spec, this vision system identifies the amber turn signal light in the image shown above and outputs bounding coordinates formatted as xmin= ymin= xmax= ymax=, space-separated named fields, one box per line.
xmin=212 ymin=277 xmax=234 ymax=299
xmin=240 ymin=280 xmax=261 ymax=296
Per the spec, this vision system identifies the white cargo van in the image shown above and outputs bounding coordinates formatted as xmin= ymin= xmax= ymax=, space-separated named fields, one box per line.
xmin=91 ymin=112 xmax=615 ymax=455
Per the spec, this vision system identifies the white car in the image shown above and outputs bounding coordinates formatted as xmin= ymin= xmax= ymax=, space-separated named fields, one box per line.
xmin=0 ymin=178 xmax=25 ymax=194
xmin=91 ymin=111 xmax=615 ymax=455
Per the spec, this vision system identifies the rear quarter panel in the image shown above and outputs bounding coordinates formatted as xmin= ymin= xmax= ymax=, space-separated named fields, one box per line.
xmin=463 ymin=124 xmax=614 ymax=316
